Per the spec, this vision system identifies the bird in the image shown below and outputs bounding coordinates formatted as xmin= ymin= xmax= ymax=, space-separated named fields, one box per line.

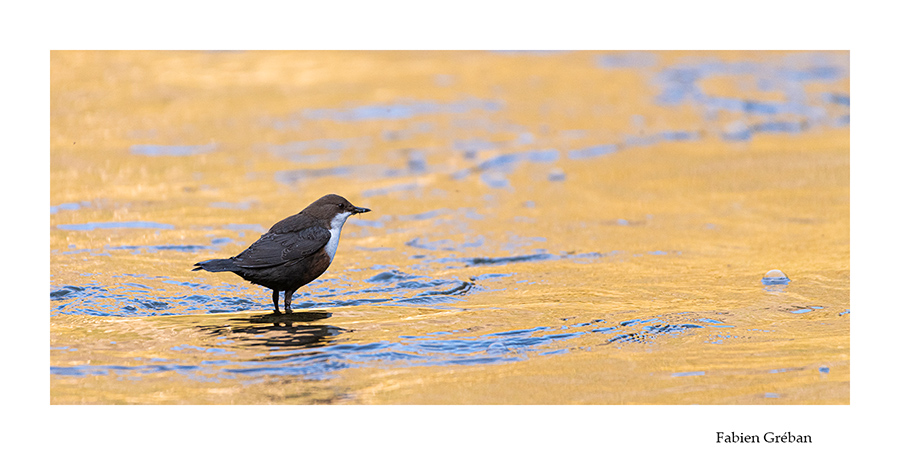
xmin=193 ymin=194 xmax=370 ymax=314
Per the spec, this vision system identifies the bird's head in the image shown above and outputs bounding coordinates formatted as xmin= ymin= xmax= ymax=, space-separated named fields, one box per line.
xmin=304 ymin=194 xmax=370 ymax=223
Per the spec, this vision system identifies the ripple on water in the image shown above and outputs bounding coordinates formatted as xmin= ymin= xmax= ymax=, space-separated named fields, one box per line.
xmin=51 ymin=311 xmax=721 ymax=381
xmin=51 ymin=246 xmax=657 ymax=315
xmin=429 ymin=251 xmax=606 ymax=268
xmin=50 ymin=280 xmax=263 ymax=317
xmin=50 ymin=267 xmax=489 ymax=316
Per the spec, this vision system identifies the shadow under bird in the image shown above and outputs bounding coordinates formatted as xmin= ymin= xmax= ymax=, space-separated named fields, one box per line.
xmin=193 ymin=194 xmax=370 ymax=314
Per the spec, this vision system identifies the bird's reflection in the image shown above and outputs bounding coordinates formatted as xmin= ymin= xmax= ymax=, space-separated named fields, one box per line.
xmin=199 ymin=310 xmax=346 ymax=351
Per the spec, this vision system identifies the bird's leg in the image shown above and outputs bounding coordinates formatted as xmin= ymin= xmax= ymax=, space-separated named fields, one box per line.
xmin=272 ymin=290 xmax=281 ymax=314
xmin=284 ymin=290 xmax=294 ymax=314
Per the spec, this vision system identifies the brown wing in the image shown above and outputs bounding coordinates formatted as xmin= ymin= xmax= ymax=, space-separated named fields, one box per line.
xmin=230 ymin=225 xmax=330 ymax=269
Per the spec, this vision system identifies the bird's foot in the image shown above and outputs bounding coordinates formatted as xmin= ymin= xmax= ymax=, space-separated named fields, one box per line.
xmin=284 ymin=307 xmax=293 ymax=314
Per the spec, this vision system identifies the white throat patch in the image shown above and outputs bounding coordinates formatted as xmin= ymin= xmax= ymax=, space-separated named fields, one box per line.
xmin=324 ymin=211 xmax=353 ymax=260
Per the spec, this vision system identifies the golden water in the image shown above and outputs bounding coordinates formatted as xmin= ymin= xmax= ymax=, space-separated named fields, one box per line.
xmin=50 ymin=51 xmax=849 ymax=404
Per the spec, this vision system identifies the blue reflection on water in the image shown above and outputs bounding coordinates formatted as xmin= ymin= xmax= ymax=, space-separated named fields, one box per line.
xmin=50 ymin=276 xmax=263 ymax=317
xmin=671 ymin=371 xmax=705 ymax=377
xmin=454 ymin=138 xmax=501 ymax=152
xmin=131 ymin=143 xmax=216 ymax=156
xmin=456 ymin=149 xmax=563 ymax=188
xmin=51 ymin=364 xmax=204 ymax=377
xmin=56 ymin=221 xmax=175 ymax=231
xmin=790 ymin=306 xmax=823 ymax=314
xmin=568 ymin=144 xmax=617 ymax=160
xmin=268 ymin=138 xmax=352 ymax=154
xmin=106 ymin=244 xmax=217 ymax=253
xmin=826 ymin=93 xmax=850 ymax=106
xmin=428 ymin=251 xmax=606 ymax=268
xmin=302 ymin=99 xmax=503 ymax=122
xmin=657 ymin=130 xmax=700 ymax=142
xmin=50 ymin=202 xmax=81 ymax=214
xmin=753 ymin=121 xmax=805 ymax=134
xmin=479 ymin=150 xmax=556 ymax=170
xmin=274 ymin=166 xmax=356 ymax=184
xmin=644 ymin=53 xmax=848 ymax=143
xmin=50 ymin=266 xmax=486 ymax=317
xmin=52 ymin=311 xmax=717 ymax=380
xmin=481 ymin=172 xmax=510 ymax=188
xmin=596 ymin=52 xmax=659 ymax=69
xmin=241 ymin=53 xmax=848 ymax=192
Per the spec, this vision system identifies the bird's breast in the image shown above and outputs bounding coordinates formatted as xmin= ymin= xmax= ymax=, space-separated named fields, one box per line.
xmin=324 ymin=212 xmax=352 ymax=260
xmin=324 ymin=225 xmax=342 ymax=260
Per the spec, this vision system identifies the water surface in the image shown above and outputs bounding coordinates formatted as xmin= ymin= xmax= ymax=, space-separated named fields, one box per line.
xmin=50 ymin=51 xmax=849 ymax=404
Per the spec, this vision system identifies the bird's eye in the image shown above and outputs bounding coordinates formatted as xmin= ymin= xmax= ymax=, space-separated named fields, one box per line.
xmin=338 ymin=203 xmax=345 ymax=209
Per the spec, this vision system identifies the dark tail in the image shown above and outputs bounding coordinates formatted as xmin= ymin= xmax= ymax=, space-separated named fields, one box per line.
xmin=193 ymin=258 xmax=239 ymax=272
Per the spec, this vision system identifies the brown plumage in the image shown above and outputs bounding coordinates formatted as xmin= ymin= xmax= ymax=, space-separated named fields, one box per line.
xmin=193 ymin=194 xmax=370 ymax=313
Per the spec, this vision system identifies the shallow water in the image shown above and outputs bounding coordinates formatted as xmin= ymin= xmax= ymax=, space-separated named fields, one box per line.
xmin=50 ymin=50 xmax=849 ymax=404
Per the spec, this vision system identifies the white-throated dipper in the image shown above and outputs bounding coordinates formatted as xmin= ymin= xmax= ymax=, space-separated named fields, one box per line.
xmin=193 ymin=194 xmax=370 ymax=314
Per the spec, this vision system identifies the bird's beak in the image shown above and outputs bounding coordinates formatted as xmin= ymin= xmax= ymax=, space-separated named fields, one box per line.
xmin=352 ymin=206 xmax=371 ymax=215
